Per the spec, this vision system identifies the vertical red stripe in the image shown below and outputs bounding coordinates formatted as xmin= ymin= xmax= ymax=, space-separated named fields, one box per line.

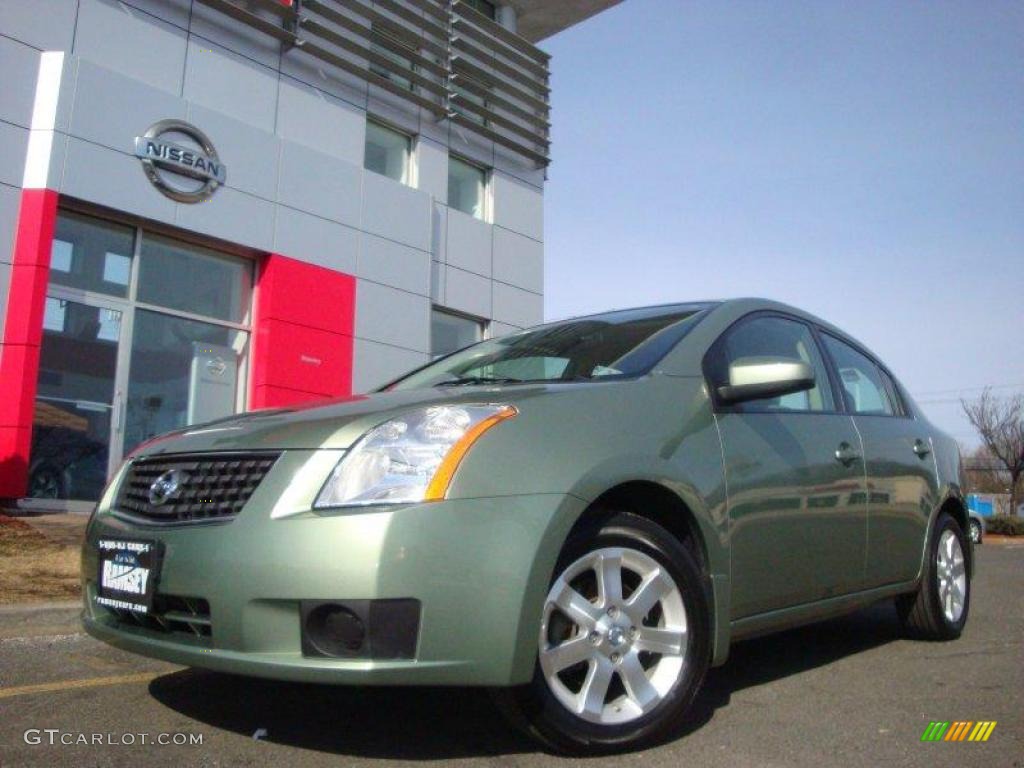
xmin=0 ymin=188 xmax=58 ymax=498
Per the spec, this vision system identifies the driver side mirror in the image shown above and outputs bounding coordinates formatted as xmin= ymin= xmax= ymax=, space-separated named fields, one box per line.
xmin=717 ymin=357 xmax=815 ymax=405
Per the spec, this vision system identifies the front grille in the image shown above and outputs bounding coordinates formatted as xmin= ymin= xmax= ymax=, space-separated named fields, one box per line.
xmin=115 ymin=452 xmax=280 ymax=524
xmin=107 ymin=594 xmax=212 ymax=640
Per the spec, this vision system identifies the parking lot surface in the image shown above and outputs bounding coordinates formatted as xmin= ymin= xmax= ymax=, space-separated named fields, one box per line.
xmin=1 ymin=543 xmax=1021 ymax=768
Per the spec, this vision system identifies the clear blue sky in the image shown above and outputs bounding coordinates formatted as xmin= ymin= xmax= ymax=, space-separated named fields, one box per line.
xmin=539 ymin=0 xmax=1024 ymax=446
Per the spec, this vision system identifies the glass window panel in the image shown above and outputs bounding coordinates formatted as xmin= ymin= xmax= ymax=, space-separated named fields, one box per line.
xmin=449 ymin=157 xmax=487 ymax=219
xmin=51 ymin=240 xmax=73 ymax=272
xmin=48 ymin=212 xmax=135 ymax=298
xmin=136 ymin=235 xmax=252 ymax=324
xmin=31 ymin=298 xmax=123 ymax=501
xmin=431 ymin=309 xmax=483 ymax=357
xmin=821 ymin=335 xmax=895 ymax=416
xmin=123 ymin=309 xmax=248 ymax=455
xmin=365 ymin=121 xmax=411 ymax=184
xmin=43 ymin=297 xmax=66 ymax=332
xmin=102 ymin=252 xmax=131 ymax=286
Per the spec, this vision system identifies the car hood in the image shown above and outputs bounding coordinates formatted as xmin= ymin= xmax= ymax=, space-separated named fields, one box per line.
xmin=130 ymin=385 xmax=557 ymax=457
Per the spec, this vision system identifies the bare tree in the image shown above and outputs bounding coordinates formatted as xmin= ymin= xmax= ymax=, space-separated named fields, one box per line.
xmin=962 ymin=390 xmax=1024 ymax=516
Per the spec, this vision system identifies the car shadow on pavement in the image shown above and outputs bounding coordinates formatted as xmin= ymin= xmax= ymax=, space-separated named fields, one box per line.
xmin=148 ymin=600 xmax=904 ymax=759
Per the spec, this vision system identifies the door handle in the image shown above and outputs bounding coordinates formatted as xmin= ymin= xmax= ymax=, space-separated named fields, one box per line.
xmin=835 ymin=442 xmax=860 ymax=467
xmin=913 ymin=439 xmax=931 ymax=458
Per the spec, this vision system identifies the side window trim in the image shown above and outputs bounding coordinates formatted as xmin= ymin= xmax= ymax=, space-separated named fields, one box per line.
xmin=702 ymin=310 xmax=843 ymax=416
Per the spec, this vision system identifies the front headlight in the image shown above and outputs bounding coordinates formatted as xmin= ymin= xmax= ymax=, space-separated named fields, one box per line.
xmin=314 ymin=404 xmax=517 ymax=508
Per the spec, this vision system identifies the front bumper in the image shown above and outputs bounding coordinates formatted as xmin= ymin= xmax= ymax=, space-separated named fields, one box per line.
xmin=82 ymin=491 xmax=585 ymax=686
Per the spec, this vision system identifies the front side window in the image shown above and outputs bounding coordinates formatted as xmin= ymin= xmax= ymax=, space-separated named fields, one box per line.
xmin=707 ymin=316 xmax=834 ymax=413
xmin=365 ymin=120 xmax=411 ymax=184
xmin=448 ymin=156 xmax=487 ymax=219
xmin=820 ymin=335 xmax=895 ymax=416
xmin=431 ymin=309 xmax=484 ymax=358
xmin=389 ymin=305 xmax=709 ymax=390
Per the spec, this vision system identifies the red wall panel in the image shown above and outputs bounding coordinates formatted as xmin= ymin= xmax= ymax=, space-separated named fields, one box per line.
xmin=249 ymin=253 xmax=356 ymax=410
xmin=0 ymin=188 xmax=58 ymax=498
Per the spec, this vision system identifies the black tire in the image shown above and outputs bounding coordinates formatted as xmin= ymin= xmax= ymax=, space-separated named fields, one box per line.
xmin=968 ymin=519 xmax=982 ymax=545
xmin=896 ymin=512 xmax=970 ymax=640
xmin=494 ymin=511 xmax=711 ymax=755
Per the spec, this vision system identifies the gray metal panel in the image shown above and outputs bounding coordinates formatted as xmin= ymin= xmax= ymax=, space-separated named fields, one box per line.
xmin=357 ymin=233 xmax=431 ymax=297
xmin=69 ymin=59 xmax=187 ymax=155
xmin=431 ymin=202 xmax=447 ymax=262
xmin=189 ymin=0 xmax=283 ymax=69
xmin=492 ymin=280 xmax=542 ymax=328
xmin=187 ymin=102 xmax=281 ymax=201
xmin=352 ymin=337 xmax=428 ymax=394
xmin=430 ymin=260 xmax=445 ymax=304
xmin=277 ymin=141 xmax=362 ymax=227
xmin=273 ymin=207 xmax=359 ymax=275
xmin=361 ymin=172 xmax=432 ymax=252
xmin=0 ymin=184 xmax=20 ymax=267
xmin=355 ymin=280 xmax=431 ymax=353
xmin=446 ymin=208 xmax=492 ymax=278
xmin=279 ymin=46 xmax=369 ymax=110
xmin=0 ymin=37 xmax=41 ymax=129
xmin=174 ymin=186 xmax=275 ymax=253
xmin=0 ymin=261 xmax=10 ymax=340
xmin=74 ymin=0 xmax=188 ymax=95
xmin=492 ymin=171 xmax=543 ymax=241
xmin=183 ymin=38 xmax=278 ymax=133
xmin=121 ymin=0 xmax=192 ymax=28
xmin=277 ymin=76 xmax=367 ymax=166
xmin=0 ymin=122 xmax=28 ymax=188
xmin=493 ymin=225 xmax=543 ymax=293
xmin=61 ymin=137 xmax=177 ymax=226
xmin=0 ymin=0 xmax=79 ymax=50
xmin=444 ymin=264 xmax=492 ymax=319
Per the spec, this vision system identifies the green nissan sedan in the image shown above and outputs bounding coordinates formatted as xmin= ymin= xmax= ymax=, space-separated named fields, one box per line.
xmin=82 ymin=298 xmax=971 ymax=753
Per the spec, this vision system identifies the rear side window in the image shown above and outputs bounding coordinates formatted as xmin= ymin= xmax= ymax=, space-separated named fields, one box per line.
xmin=820 ymin=334 xmax=895 ymax=416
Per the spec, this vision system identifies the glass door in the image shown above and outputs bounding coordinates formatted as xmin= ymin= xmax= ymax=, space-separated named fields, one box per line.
xmin=30 ymin=296 xmax=125 ymax=501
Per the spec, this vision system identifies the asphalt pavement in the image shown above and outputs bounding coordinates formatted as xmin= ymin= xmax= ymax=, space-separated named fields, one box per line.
xmin=0 ymin=542 xmax=1021 ymax=768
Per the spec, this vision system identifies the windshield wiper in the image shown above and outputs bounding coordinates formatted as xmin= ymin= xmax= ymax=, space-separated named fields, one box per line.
xmin=436 ymin=376 xmax=526 ymax=387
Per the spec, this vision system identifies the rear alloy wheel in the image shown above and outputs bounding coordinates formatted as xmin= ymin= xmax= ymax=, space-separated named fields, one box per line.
xmin=968 ymin=519 xmax=982 ymax=545
xmin=496 ymin=512 xmax=710 ymax=754
xmin=897 ymin=512 xmax=970 ymax=640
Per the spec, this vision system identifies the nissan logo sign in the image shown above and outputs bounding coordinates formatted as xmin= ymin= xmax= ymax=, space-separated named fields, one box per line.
xmin=134 ymin=119 xmax=226 ymax=203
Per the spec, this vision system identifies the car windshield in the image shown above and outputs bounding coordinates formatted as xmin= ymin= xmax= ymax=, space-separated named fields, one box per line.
xmin=386 ymin=305 xmax=711 ymax=390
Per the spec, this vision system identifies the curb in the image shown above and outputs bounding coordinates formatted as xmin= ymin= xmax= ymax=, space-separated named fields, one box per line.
xmin=0 ymin=601 xmax=81 ymax=616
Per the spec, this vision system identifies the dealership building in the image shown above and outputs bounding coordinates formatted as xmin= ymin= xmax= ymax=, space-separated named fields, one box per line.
xmin=0 ymin=0 xmax=617 ymax=504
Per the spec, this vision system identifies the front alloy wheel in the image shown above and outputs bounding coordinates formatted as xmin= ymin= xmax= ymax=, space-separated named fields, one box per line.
xmin=539 ymin=547 xmax=688 ymax=725
xmin=495 ymin=512 xmax=710 ymax=754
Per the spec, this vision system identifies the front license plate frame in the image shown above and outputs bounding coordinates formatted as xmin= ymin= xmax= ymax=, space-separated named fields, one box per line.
xmin=95 ymin=538 xmax=163 ymax=614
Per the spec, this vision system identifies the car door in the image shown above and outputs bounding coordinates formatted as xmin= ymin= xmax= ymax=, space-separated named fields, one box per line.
xmin=819 ymin=333 xmax=941 ymax=586
xmin=706 ymin=314 xmax=868 ymax=618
